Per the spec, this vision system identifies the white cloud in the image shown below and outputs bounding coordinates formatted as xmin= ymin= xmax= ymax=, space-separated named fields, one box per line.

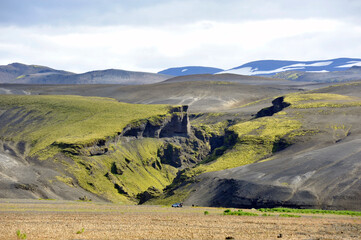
xmin=0 ymin=17 xmax=360 ymax=73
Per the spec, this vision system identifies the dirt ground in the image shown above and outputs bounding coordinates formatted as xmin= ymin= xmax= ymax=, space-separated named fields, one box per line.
xmin=0 ymin=199 xmax=360 ymax=240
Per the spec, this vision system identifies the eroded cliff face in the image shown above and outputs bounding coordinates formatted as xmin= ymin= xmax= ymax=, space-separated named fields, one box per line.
xmin=118 ymin=105 xmax=217 ymax=170
xmin=121 ymin=105 xmax=190 ymax=138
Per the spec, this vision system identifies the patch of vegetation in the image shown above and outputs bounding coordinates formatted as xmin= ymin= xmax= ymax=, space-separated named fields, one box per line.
xmin=279 ymin=214 xmax=301 ymax=218
xmin=223 ymin=209 xmax=258 ymax=216
xmin=76 ymin=228 xmax=85 ymax=234
xmin=196 ymin=121 xmax=229 ymax=136
xmin=55 ymin=175 xmax=74 ymax=187
xmin=286 ymin=73 xmax=300 ymax=80
xmin=16 ymin=230 xmax=27 ymax=240
xmin=285 ymin=93 xmax=352 ymax=103
xmin=284 ymin=93 xmax=361 ymax=109
xmin=258 ymin=208 xmax=361 ymax=216
xmin=274 ymin=111 xmax=287 ymax=116
xmin=262 ymin=213 xmax=274 ymax=217
xmin=328 ymin=124 xmax=352 ymax=142
xmin=292 ymin=101 xmax=361 ymax=109
xmin=204 ymin=211 xmax=209 ymax=215
xmin=16 ymin=75 xmax=26 ymax=79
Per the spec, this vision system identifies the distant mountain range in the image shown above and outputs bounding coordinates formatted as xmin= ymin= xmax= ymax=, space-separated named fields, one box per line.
xmin=1 ymin=58 xmax=361 ymax=85
xmin=159 ymin=58 xmax=361 ymax=77
xmin=0 ymin=63 xmax=171 ymax=85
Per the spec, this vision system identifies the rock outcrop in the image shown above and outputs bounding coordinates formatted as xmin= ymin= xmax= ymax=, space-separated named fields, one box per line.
xmin=256 ymin=96 xmax=290 ymax=118
xmin=121 ymin=105 xmax=190 ymax=138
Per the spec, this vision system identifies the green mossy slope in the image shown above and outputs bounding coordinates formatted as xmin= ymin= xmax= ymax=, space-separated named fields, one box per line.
xmin=0 ymin=95 xmax=170 ymax=156
xmin=187 ymin=116 xmax=301 ymax=176
xmin=0 ymin=95 xmax=177 ymax=202
xmin=64 ymin=138 xmax=178 ymax=203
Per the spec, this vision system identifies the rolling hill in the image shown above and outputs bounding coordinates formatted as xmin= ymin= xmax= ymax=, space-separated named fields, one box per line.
xmin=0 ymin=63 xmax=171 ymax=84
xmin=0 ymin=63 xmax=72 ymax=82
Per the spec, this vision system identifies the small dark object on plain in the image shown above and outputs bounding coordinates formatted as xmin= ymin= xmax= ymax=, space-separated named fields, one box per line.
xmin=225 ymin=237 xmax=235 ymax=239
xmin=172 ymin=203 xmax=183 ymax=207
xmin=277 ymin=233 xmax=283 ymax=238
xmin=79 ymin=196 xmax=92 ymax=201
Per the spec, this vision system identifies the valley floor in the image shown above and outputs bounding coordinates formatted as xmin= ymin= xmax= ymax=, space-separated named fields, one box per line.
xmin=0 ymin=199 xmax=360 ymax=240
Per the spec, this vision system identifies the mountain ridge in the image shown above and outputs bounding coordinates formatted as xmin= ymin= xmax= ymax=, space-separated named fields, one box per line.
xmin=0 ymin=63 xmax=171 ymax=85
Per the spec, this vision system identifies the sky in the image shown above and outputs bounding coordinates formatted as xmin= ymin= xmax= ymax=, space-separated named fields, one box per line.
xmin=0 ymin=0 xmax=361 ymax=73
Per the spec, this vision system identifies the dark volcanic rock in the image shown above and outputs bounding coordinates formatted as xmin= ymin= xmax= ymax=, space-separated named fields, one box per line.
xmin=121 ymin=106 xmax=190 ymax=138
xmin=256 ymin=96 xmax=290 ymax=118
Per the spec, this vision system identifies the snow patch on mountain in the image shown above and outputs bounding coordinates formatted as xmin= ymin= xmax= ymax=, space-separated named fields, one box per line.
xmin=288 ymin=61 xmax=333 ymax=67
xmin=336 ymin=61 xmax=361 ymax=68
xmin=306 ymin=70 xmax=329 ymax=73
xmin=220 ymin=61 xmax=335 ymax=75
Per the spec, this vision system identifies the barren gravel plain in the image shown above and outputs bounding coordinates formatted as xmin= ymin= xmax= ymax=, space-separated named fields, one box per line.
xmin=0 ymin=199 xmax=360 ymax=240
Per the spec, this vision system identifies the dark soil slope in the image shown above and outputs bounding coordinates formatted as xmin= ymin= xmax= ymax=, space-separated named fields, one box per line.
xmin=0 ymin=150 xmax=104 ymax=201
xmin=185 ymin=139 xmax=361 ymax=210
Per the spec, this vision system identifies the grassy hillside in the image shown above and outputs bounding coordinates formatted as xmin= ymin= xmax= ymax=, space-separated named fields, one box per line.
xmin=0 ymin=95 xmax=170 ymax=156
xmin=0 ymin=95 xmax=177 ymax=202
xmin=66 ymin=138 xmax=178 ymax=203
xmin=187 ymin=116 xmax=302 ymax=176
